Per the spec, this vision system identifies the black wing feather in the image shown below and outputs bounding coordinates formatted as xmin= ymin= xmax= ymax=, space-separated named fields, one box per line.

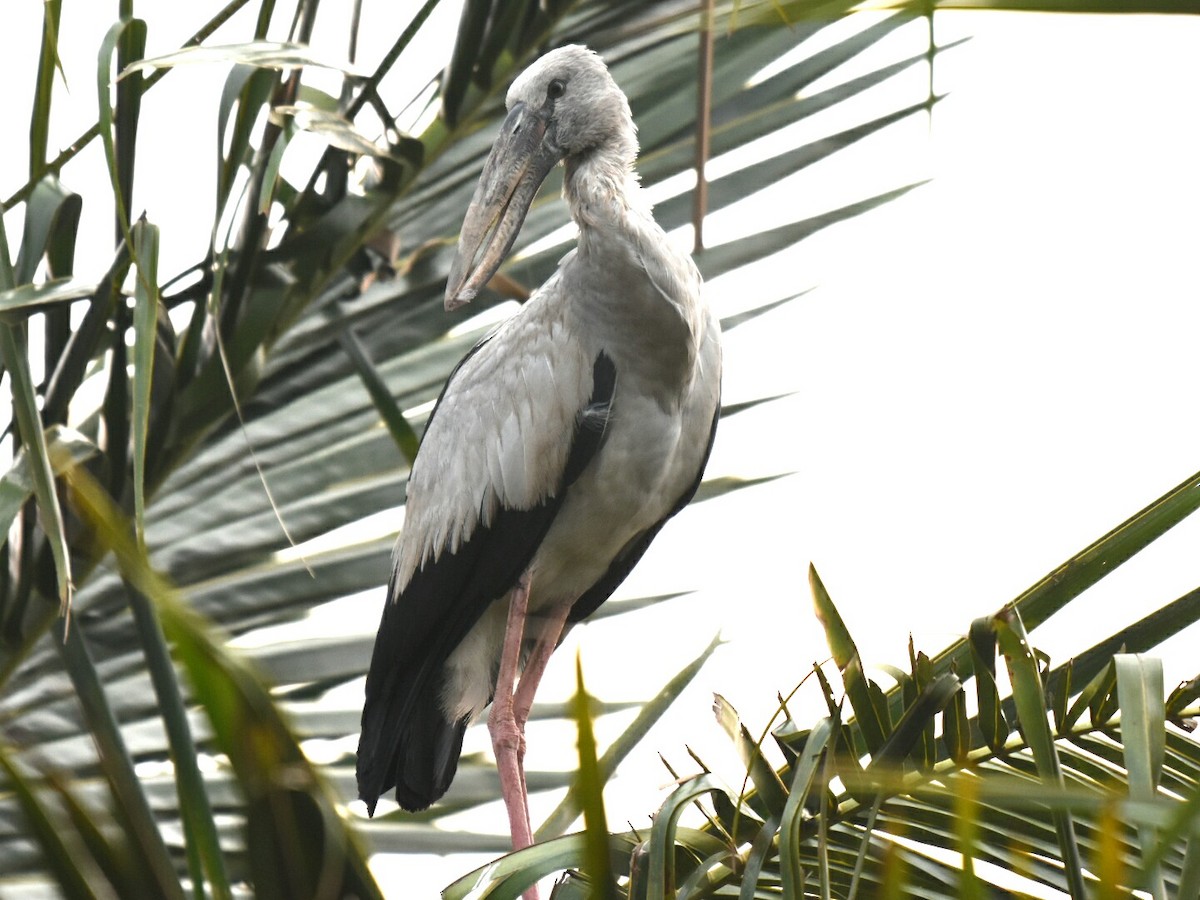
xmin=357 ymin=351 xmax=617 ymax=814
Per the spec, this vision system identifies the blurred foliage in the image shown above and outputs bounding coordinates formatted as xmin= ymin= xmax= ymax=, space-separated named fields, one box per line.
xmin=2 ymin=0 xmax=1198 ymax=897
xmin=454 ymin=475 xmax=1200 ymax=896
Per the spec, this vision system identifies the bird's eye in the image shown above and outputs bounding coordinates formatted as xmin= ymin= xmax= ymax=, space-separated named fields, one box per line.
xmin=546 ymin=79 xmax=566 ymax=100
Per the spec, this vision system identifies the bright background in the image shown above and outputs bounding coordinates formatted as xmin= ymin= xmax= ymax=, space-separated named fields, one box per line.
xmin=4 ymin=4 xmax=1200 ymax=897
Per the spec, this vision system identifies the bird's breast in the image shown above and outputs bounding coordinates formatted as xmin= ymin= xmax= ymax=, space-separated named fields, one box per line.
xmin=526 ymin=381 xmax=710 ymax=608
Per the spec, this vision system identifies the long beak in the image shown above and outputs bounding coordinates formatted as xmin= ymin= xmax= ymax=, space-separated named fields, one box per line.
xmin=445 ymin=102 xmax=563 ymax=311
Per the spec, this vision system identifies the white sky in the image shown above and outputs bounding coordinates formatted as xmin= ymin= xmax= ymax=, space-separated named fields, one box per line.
xmin=4 ymin=4 xmax=1200 ymax=898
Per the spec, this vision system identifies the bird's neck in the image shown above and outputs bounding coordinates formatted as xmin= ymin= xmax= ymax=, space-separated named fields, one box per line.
xmin=562 ymin=146 xmax=644 ymax=235
xmin=563 ymin=148 xmax=694 ymax=293
xmin=562 ymin=150 xmax=705 ymax=405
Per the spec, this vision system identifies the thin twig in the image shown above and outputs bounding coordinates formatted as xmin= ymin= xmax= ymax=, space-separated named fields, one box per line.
xmin=212 ymin=321 xmax=314 ymax=579
xmin=348 ymin=0 xmax=363 ymax=65
xmin=692 ymin=0 xmax=716 ymax=255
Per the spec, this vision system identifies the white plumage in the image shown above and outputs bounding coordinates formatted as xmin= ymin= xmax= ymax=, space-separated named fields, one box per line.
xmin=394 ymin=303 xmax=592 ymax=585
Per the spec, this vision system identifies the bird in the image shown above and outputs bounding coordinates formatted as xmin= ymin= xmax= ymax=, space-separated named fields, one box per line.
xmin=357 ymin=44 xmax=722 ymax=865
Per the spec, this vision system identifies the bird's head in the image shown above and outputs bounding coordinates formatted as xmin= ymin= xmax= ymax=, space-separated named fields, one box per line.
xmin=444 ymin=45 xmax=634 ymax=310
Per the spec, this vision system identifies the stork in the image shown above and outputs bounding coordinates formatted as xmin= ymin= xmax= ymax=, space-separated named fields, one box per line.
xmin=357 ymin=44 xmax=722 ymax=867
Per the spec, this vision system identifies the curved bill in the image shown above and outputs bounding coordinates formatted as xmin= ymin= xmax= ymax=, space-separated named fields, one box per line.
xmin=445 ymin=102 xmax=564 ymax=311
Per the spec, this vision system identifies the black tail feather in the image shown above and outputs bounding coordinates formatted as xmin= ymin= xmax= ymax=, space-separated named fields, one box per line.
xmin=357 ymin=660 xmax=468 ymax=814
xmin=394 ymin=698 xmax=467 ymax=812
xmin=356 ymin=592 xmax=468 ymax=814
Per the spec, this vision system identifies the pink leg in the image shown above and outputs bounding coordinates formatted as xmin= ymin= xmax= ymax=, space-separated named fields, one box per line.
xmin=489 ymin=583 xmax=572 ymax=900
xmin=513 ymin=601 xmax=572 ymax=733
xmin=490 ymin=573 xmax=535 ymax=855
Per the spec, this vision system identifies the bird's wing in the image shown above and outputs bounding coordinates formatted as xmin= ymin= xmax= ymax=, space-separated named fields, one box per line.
xmin=358 ymin=306 xmax=616 ymax=811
